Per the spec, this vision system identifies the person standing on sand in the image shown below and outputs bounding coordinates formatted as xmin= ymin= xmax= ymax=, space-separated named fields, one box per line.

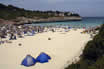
xmin=13 ymin=34 xmax=17 ymax=40
xmin=9 ymin=32 xmax=14 ymax=40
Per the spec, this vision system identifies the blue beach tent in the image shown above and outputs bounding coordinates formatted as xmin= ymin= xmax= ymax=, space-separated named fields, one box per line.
xmin=36 ymin=52 xmax=51 ymax=63
xmin=21 ymin=55 xmax=37 ymax=67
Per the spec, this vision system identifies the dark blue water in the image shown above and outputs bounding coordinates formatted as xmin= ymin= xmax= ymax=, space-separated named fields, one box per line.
xmin=31 ymin=17 xmax=104 ymax=28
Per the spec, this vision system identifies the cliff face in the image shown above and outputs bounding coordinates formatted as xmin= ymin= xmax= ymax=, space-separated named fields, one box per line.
xmin=0 ymin=19 xmax=16 ymax=24
xmin=14 ymin=16 xmax=81 ymax=25
xmin=34 ymin=16 xmax=82 ymax=23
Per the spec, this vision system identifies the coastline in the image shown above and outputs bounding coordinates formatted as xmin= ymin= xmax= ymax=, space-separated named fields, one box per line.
xmin=14 ymin=16 xmax=82 ymax=25
xmin=33 ymin=17 xmax=82 ymax=23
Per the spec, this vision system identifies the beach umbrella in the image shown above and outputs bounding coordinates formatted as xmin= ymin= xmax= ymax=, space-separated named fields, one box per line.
xmin=36 ymin=52 xmax=51 ymax=63
xmin=21 ymin=55 xmax=37 ymax=67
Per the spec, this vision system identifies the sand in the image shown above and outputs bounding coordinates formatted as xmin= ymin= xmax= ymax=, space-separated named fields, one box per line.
xmin=0 ymin=29 xmax=90 ymax=69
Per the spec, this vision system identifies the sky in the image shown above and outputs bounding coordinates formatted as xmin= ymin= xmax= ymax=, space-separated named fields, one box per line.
xmin=0 ymin=0 xmax=104 ymax=17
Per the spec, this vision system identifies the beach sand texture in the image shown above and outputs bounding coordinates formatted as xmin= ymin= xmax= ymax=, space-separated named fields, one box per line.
xmin=0 ymin=29 xmax=90 ymax=69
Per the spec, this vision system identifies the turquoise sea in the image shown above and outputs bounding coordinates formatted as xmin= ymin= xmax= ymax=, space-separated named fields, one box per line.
xmin=31 ymin=17 xmax=104 ymax=28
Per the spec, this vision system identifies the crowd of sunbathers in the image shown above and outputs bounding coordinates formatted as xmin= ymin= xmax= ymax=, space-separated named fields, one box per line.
xmin=0 ymin=24 xmax=100 ymax=44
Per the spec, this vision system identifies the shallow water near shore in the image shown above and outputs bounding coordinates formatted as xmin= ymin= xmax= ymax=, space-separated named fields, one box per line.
xmin=30 ymin=17 xmax=104 ymax=28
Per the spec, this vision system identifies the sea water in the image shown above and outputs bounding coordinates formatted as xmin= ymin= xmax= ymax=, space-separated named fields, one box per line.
xmin=30 ymin=17 xmax=104 ymax=28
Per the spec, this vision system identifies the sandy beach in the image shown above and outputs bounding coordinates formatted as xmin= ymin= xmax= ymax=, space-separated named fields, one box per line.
xmin=0 ymin=29 xmax=90 ymax=69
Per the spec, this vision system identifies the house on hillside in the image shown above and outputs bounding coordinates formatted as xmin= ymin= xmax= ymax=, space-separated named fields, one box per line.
xmin=59 ymin=12 xmax=65 ymax=16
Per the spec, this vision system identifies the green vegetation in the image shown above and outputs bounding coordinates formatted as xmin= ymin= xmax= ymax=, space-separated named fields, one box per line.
xmin=0 ymin=3 xmax=80 ymax=20
xmin=65 ymin=24 xmax=104 ymax=69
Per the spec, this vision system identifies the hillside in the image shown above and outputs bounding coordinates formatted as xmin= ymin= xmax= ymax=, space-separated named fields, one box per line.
xmin=0 ymin=3 xmax=81 ymax=24
xmin=65 ymin=24 xmax=104 ymax=69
